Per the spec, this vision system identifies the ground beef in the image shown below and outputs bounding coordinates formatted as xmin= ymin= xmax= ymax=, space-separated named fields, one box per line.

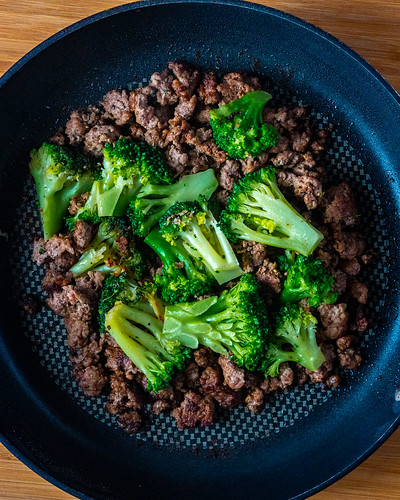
xmin=277 ymin=171 xmax=323 ymax=209
xmin=318 ymin=303 xmax=349 ymax=340
xmin=172 ymin=391 xmax=215 ymax=429
xmin=84 ymin=124 xmax=120 ymax=156
xmin=101 ymin=89 xmax=132 ymax=125
xmin=118 ymin=411 xmax=142 ymax=434
xmin=73 ymin=364 xmax=108 ymax=397
xmin=21 ymin=294 xmax=41 ymax=315
xmin=218 ymin=355 xmax=245 ymax=390
xmin=323 ymin=182 xmax=358 ymax=226
xmin=68 ymin=192 xmax=90 ymax=215
xmin=32 ymin=62 xmax=369 ymax=432
xmin=199 ymin=72 xmax=219 ymax=105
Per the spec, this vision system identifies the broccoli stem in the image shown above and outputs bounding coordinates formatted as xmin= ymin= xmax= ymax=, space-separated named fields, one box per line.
xmin=230 ymin=188 xmax=322 ymax=255
xmin=181 ymin=218 xmax=243 ymax=284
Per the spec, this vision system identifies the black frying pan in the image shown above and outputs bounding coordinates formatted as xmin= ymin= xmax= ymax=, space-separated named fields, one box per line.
xmin=0 ymin=1 xmax=399 ymax=499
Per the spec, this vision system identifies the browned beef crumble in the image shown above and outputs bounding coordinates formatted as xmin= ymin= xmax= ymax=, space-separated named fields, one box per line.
xmin=33 ymin=61 xmax=369 ymax=432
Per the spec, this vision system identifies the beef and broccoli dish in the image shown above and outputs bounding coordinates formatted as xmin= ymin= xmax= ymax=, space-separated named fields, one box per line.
xmin=29 ymin=62 xmax=369 ymax=433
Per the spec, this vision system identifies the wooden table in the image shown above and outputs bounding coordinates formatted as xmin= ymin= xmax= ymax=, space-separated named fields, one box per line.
xmin=0 ymin=1 xmax=399 ymax=498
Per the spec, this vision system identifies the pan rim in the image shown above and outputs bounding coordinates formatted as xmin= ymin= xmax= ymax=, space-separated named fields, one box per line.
xmin=0 ymin=1 xmax=399 ymax=499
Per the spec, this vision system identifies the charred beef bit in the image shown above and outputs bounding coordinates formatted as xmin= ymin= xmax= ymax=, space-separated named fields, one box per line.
xmin=175 ymin=95 xmax=198 ymax=120
xmin=149 ymin=70 xmax=178 ymax=106
xmin=218 ymin=355 xmax=245 ymax=390
xmin=323 ymin=182 xmax=358 ymax=226
xmin=68 ymin=192 xmax=90 ymax=215
xmin=255 ymin=258 xmax=282 ymax=295
xmin=277 ymin=170 xmax=323 ymax=210
xmin=193 ymin=347 xmax=218 ymax=368
xmin=199 ymin=366 xmax=242 ymax=408
xmin=118 ymin=411 xmax=142 ymax=434
xmin=196 ymin=106 xmax=211 ymax=124
xmin=331 ymin=224 xmax=365 ymax=260
xmin=32 ymin=234 xmax=77 ymax=272
xmin=84 ymin=124 xmax=120 ymax=157
xmin=260 ymin=363 xmax=294 ymax=393
xmin=21 ymin=294 xmax=41 ymax=315
xmin=65 ymin=105 xmax=104 ymax=146
xmin=168 ymin=61 xmax=201 ymax=100
xmin=101 ymin=89 xmax=132 ymax=126
xmin=172 ymin=390 xmax=215 ymax=429
xmin=245 ymin=387 xmax=264 ymax=413
xmin=198 ymin=72 xmax=220 ymax=105
xmin=219 ymin=159 xmax=242 ymax=191
xmin=306 ymin=343 xmax=336 ymax=384
xmin=71 ymin=220 xmax=96 ymax=252
xmin=165 ymin=115 xmax=190 ymax=146
xmin=216 ymin=72 xmax=261 ymax=104
xmin=349 ymin=280 xmax=369 ymax=304
xmin=338 ymin=348 xmax=362 ymax=370
xmin=73 ymin=364 xmax=108 ymax=397
xmin=317 ymin=303 xmax=349 ymax=340
xmin=349 ymin=307 xmax=369 ymax=332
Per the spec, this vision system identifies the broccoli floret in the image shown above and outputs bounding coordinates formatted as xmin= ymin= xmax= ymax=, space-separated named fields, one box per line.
xmin=128 ymin=169 xmax=218 ymax=238
xmin=279 ymin=250 xmax=337 ymax=307
xmin=162 ymin=274 xmax=269 ymax=370
xmin=209 ymin=90 xmax=279 ymax=159
xmin=219 ymin=167 xmax=323 ymax=256
xmin=105 ymin=300 xmax=190 ymax=393
xmin=69 ymin=217 xmax=145 ymax=279
xmin=69 ymin=138 xmax=174 ymax=225
xmin=145 ymin=227 xmax=215 ymax=304
xmin=159 ymin=198 xmax=243 ymax=285
xmin=263 ymin=304 xmax=325 ymax=375
xmin=29 ymin=142 xmax=97 ymax=240
xmin=98 ymin=273 xmax=165 ymax=333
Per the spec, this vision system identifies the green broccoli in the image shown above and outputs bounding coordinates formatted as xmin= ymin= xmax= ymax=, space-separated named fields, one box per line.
xmin=98 ymin=273 xmax=165 ymax=333
xmin=128 ymin=169 xmax=218 ymax=238
xmin=145 ymin=227 xmax=215 ymax=304
xmin=29 ymin=142 xmax=97 ymax=240
xmin=69 ymin=138 xmax=174 ymax=225
xmin=209 ymin=90 xmax=279 ymax=159
xmin=279 ymin=250 xmax=337 ymax=307
xmin=105 ymin=300 xmax=190 ymax=393
xmin=162 ymin=274 xmax=269 ymax=370
xmin=158 ymin=198 xmax=243 ymax=285
xmin=262 ymin=304 xmax=325 ymax=375
xmin=69 ymin=217 xmax=145 ymax=279
xmin=219 ymin=167 xmax=323 ymax=256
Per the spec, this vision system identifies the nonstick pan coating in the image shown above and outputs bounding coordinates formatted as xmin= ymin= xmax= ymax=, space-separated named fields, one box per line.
xmin=0 ymin=1 xmax=399 ymax=499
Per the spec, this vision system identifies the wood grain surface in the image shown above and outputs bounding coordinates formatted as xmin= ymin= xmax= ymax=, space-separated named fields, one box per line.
xmin=0 ymin=1 xmax=399 ymax=499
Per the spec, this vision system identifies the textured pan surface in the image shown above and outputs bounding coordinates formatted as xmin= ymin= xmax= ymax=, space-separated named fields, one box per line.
xmin=0 ymin=1 xmax=399 ymax=499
